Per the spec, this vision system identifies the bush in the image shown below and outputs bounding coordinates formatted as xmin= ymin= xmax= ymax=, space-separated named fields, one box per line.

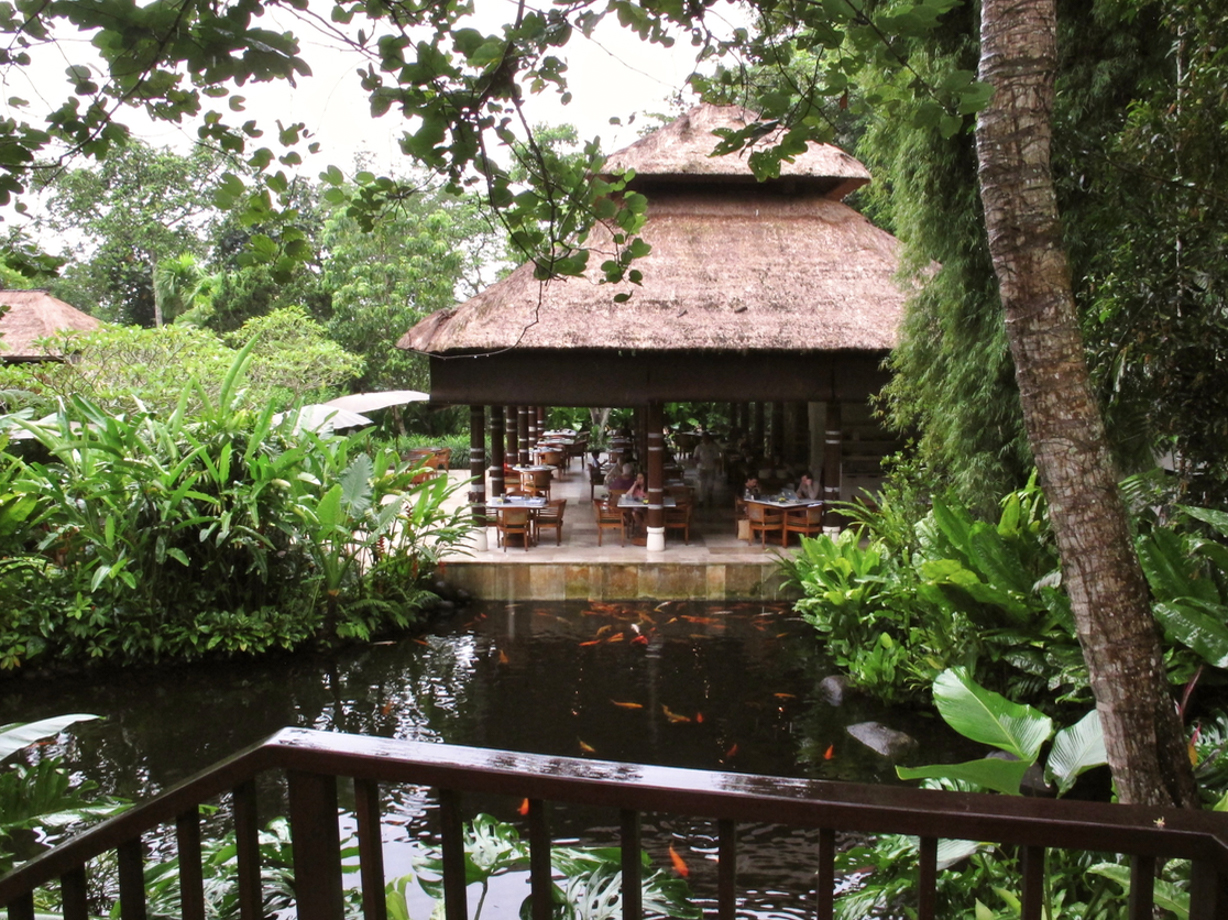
xmin=0 ymin=346 xmax=470 ymax=672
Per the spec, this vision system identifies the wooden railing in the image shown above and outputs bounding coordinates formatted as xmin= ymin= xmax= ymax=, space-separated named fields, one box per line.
xmin=2 ymin=727 xmax=1227 ymax=920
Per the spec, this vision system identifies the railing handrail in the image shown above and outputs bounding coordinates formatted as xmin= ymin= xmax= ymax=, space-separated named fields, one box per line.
xmin=3 ymin=726 xmax=1228 ymax=910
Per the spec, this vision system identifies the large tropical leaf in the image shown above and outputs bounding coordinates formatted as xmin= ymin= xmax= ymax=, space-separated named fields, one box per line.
xmin=0 ymin=714 xmax=100 ymax=761
xmin=897 ymin=757 xmax=1032 ymax=796
xmin=1045 ymin=709 xmax=1107 ymax=795
xmin=1087 ymin=862 xmax=1189 ymax=919
xmin=932 ymin=668 xmax=1052 ymax=763
xmin=339 ymin=454 xmax=374 ymax=516
xmin=1153 ymin=599 xmax=1228 ymax=668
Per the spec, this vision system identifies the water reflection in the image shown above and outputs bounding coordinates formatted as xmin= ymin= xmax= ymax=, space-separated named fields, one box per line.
xmin=3 ymin=599 xmax=971 ymax=918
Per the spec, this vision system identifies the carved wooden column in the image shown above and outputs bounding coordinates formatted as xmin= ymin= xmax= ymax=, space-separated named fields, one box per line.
xmin=517 ymin=406 xmax=530 ymax=466
xmin=646 ymin=400 xmax=665 ymax=553
xmin=490 ymin=406 xmax=506 ymax=500
xmin=469 ymin=405 xmax=487 ymax=551
xmin=823 ymin=401 xmax=843 ymax=509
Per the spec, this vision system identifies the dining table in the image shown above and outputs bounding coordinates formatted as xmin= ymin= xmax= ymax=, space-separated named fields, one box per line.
xmin=486 ymin=495 xmax=547 ymax=549
xmin=616 ymin=494 xmax=677 ymax=546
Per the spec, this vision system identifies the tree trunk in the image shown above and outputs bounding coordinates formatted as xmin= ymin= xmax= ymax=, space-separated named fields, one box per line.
xmin=975 ymin=0 xmax=1198 ymax=807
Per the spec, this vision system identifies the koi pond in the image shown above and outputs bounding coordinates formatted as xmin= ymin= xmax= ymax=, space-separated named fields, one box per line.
xmin=5 ymin=599 xmax=973 ymax=918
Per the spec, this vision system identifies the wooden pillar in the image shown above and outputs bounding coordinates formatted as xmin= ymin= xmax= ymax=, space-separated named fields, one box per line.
xmin=752 ymin=403 xmax=765 ymax=455
xmin=504 ymin=406 xmax=517 ymax=464
xmin=726 ymin=403 xmax=736 ymax=432
xmin=770 ymin=401 xmax=785 ymax=461
xmin=823 ymin=402 xmax=842 ymax=508
xmin=792 ymin=401 xmax=809 ymax=467
xmin=517 ymin=406 xmax=530 ymax=466
xmin=490 ymin=408 xmax=505 ymax=500
xmin=469 ymin=405 xmax=487 ymax=551
xmin=537 ymin=406 xmax=546 ymax=432
xmin=646 ymin=401 xmax=665 ymax=553
xmin=527 ymin=407 xmax=538 ymax=455
xmin=634 ymin=406 xmax=646 ymax=468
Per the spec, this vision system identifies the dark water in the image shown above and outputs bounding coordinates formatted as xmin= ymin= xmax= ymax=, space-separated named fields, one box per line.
xmin=3 ymin=600 xmax=971 ymax=917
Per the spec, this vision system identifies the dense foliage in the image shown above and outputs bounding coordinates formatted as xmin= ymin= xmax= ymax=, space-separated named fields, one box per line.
xmin=787 ymin=478 xmax=1228 ymax=712
xmin=0 ymin=347 xmax=470 ymax=672
xmin=0 ymin=309 xmax=362 ymax=418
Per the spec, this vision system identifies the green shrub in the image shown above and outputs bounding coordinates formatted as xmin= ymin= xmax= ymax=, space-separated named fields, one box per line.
xmin=0 ymin=346 xmax=470 ymax=671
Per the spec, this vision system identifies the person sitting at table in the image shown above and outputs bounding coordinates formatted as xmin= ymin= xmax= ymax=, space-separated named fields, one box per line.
xmin=607 ymin=463 xmax=636 ymax=491
xmin=796 ymin=471 xmax=820 ymax=500
xmin=743 ymin=477 xmax=761 ymax=499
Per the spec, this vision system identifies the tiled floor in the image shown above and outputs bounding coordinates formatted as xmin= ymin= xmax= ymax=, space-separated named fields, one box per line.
xmin=436 ymin=464 xmax=802 ymax=601
xmin=439 ymin=466 xmax=798 ymax=562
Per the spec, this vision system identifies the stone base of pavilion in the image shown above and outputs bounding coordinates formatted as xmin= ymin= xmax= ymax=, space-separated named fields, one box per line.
xmin=437 ymin=471 xmax=800 ymax=601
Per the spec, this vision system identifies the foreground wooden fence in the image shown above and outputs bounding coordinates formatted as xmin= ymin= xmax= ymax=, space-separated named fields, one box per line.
xmin=2 ymin=727 xmax=1226 ymax=919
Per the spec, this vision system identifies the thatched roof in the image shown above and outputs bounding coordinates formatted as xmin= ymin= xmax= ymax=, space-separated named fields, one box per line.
xmin=399 ymin=104 xmax=907 ymax=358
xmin=602 ymin=104 xmax=871 ymax=199
xmin=0 ymin=290 xmax=99 ymax=360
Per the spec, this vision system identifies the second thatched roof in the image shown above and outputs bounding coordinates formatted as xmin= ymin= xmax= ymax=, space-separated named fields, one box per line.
xmin=0 ymin=290 xmax=100 ymax=360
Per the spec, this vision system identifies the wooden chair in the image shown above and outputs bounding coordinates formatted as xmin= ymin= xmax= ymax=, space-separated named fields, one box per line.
xmin=665 ymin=500 xmax=692 ymax=545
xmin=593 ymin=499 xmax=626 ymax=547
xmin=534 ymin=499 xmax=566 ymax=546
xmin=784 ymin=504 xmax=825 ymax=544
xmin=747 ymin=502 xmax=785 ymax=547
xmin=495 ymin=507 xmax=533 ymax=552
xmin=519 ymin=468 xmax=552 ymax=498
xmin=588 ymin=463 xmax=605 ymax=502
xmin=537 ymin=448 xmax=567 ymax=478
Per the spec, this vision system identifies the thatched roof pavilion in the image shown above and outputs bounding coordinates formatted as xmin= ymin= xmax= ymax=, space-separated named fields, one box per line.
xmin=0 ymin=290 xmax=100 ymax=362
xmin=399 ymin=104 xmax=909 ymax=406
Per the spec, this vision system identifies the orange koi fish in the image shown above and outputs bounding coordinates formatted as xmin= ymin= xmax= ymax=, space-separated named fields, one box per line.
xmin=726 ymin=743 xmax=739 ymax=758
xmin=824 ymin=745 xmax=835 ymax=761
xmin=695 ymin=712 xmax=704 ymax=724
xmin=595 ymin=624 xmax=613 ymax=638
xmin=631 ymin=634 xmax=649 ymax=647
xmin=611 ymin=700 xmax=644 ymax=710
xmin=606 ymin=632 xmax=626 ymax=642
xmin=413 ymin=638 xmax=430 ymax=646
xmin=498 ymin=650 xmax=509 ymax=665
xmin=662 ymin=705 xmax=691 ymax=723
xmin=518 ymin=798 xmax=531 ymax=816
xmin=380 ymin=700 xmax=394 ymax=716
xmin=773 ymin=692 xmax=796 ymax=699
xmin=579 ymin=739 xmax=596 ymax=754
xmin=579 ymin=639 xmax=603 ymax=647
xmin=669 ymin=844 xmax=689 ymax=878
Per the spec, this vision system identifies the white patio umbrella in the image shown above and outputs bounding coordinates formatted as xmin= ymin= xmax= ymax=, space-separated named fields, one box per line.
xmin=272 ymin=405 xmax=374 ymax=434
xmin=321 ymin=389 xmax=430 ymax=414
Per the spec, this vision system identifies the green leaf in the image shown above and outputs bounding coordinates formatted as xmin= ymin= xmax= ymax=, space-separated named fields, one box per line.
xmin=932 ymin=667 xmax=1052 ymax=763
xmin=1152 ymin=599 xmax=1228 ymax=668
xmin=0 ymin=714 xmax=101 ymax=761
xmin=1045 ymin=709 xmax=1106 ymax=795
xmin=897 ymin=756 xmax=1032 ymax=796
xmin=1088 ymin=862 xmax=1189 ymax=919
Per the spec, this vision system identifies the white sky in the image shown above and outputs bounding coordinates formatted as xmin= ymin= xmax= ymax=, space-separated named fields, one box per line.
xmin=2 ymin=0 xmax=745 ymax=182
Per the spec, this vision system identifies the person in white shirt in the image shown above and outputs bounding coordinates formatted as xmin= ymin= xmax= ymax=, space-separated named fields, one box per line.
xmin=692 ymin=434 xmax=723 ymax=506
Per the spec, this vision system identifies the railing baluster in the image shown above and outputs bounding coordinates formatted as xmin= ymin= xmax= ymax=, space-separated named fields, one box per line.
xmin=917 ymin=836 xmax=937 ymax=920
xmin=288 ymin=771 xmax=344 ymax=920
xmin=1127 ymin=853 xmax=1155 ymax=920
xmin=232 ymin=780 xmax=262 ymax=920
xmin=354 ymin=779 xmax=387 ymax=920
xmin=815 ymin=827 xmax=835 ymax=920
xmin=1020 ymin=845 xmax=1044 ymax=920
xmin=61 ymin=865 xmax=87 ymax=920
xmin=528 ymin=799 xmax=552 ymax=920
xmin=717 ymin=818 xmax=735 ymax=920
xmin=620 ymin=809 xmax=642 ymax=920
xmin=117 ymin=838 xmax=147 ymax=920
xmin=1189 ymin=857 xmax=1225 ymax=920
xmin=176 ymin=807 xmax=205 ymax=920
xmin=6 ymin=891 xmax=33 ymax=920
xmin=438 ymin=789 xmax=468 ymax=920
